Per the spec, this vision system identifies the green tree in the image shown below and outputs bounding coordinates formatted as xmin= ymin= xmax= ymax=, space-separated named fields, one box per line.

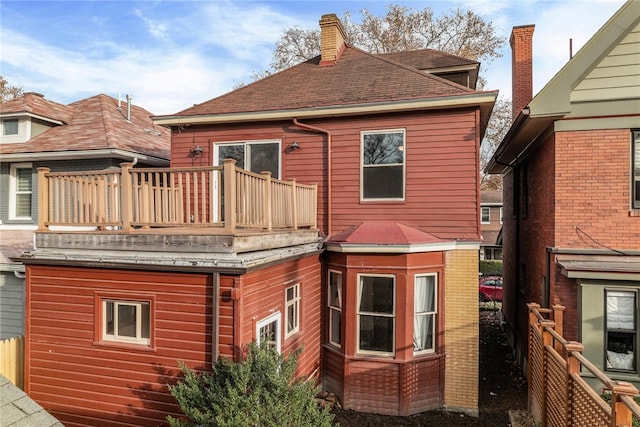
xmin=0 ymin=75 xmax=24 ymax=102
xmin=167 ymin=341 xmax=334 ymax=427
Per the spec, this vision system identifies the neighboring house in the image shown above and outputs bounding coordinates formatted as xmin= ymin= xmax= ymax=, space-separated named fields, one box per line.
xmin=480 ymin=190 xmax=503 ymax=261
xmin=0 ymin=92 xmax=170 ymax=339
xmin=15 ymin=14 xmax=497 ymax=425
xmin=486 ymin=0 xmax=640 ymax=389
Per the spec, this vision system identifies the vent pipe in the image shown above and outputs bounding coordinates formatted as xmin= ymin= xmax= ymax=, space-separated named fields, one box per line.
xmin=126 ymin=94 xmax=132 ymax=121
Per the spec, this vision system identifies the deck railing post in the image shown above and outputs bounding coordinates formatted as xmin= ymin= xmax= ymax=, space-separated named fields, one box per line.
xmin=527 ymin=303 xmax=541 ymax=418
xmin=564 ymin=341 xmax=584 ymax=426
xmin=223 ymin=159 xmax=237 ymax=232
xmin=37 ymin=167 xmax=51 ymax=231
xmin=611 ymin=382 xmax=638 ymax=427
xmin=119 ymin=162 xmax=133 ymax=231
xmin=261 ymin=171 xmax=273 ymax=231
xmin=311 ymin=183 xmax=318 ymax=229
xmin=552 ymin=304 xmax=565 ymax=338
xmin=290 ymin=178 xmax=298 ymax=230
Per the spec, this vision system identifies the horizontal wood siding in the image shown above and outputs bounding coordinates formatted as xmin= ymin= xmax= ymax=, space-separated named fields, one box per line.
xmin=169 ymin=110 xmax=480 ymax=239
xmin=236 ymin=253 xmax=322 ymax=378
xmin=346 ymin=360 xmax=400 ymax=415
xmin=26 ymin=265 xmax=213 ymax=426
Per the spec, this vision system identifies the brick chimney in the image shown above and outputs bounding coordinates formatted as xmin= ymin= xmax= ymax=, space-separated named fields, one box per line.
xmin=319 ymin=14 xmax=347 ymax=66
xmin=510 ymin=25 xmax=535 ymax=120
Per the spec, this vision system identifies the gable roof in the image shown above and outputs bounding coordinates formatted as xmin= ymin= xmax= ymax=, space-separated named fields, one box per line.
xmin=487 ymin=0 xmax=640 ymax=174
xmin=154 ymin=45 xmax=497 ymax=133
xmin=0 ymin=92 xmax=73 ymax=124
xmin=1 ymin=94 xmax=170 ymax=164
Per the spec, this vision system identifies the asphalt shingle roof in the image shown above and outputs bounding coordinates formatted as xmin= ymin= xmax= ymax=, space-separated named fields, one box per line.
xmin=0 ymin=375 xmax=63 ymax=426
xmin=0 ymin=92 xmax=73 ymax=124
xmin=175 ymin=46 xmax=480 ymax=117
xmin=1 ymin=94 xmax=169 ymax=160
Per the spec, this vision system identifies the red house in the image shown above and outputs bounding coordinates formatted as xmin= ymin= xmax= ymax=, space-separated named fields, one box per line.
xmin=486 ymin=0 xmax=640 ymax=387
xmin=17 ymin=14 xmax=497 ymax=425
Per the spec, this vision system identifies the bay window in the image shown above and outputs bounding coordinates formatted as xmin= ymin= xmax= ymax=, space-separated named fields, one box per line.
xmin=357 ymin=274 xmax=395 ymax=355
xmin=328 ymin=270 xmax=342 ymax=347
xmin=414 ymin=274 xmax=437 ymax=354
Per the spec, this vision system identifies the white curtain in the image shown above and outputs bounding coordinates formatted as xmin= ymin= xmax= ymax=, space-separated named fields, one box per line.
xmin=414 ymin=276 xmax=435 ymax=351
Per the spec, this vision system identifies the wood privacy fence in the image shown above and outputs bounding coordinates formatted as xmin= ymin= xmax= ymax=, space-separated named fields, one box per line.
xmin=528 ymin=303 xmax=640 ymax=426
xmin=37 ymin=159 xmax=317 ymax=232
xmin=0 ymin=336 xmax=24 ymax=389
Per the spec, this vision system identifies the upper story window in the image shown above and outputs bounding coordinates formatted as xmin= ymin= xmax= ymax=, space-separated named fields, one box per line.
xmin=285 ymin=283 xmax=300 ymax=338
xmin=605 ymin=289 xmax=636 ymax=372
xmin=328 ymin=270 xmax=342 ymax=348
xmin=357 ymin=274 xmax=395 ymax=355
xmin=9 ymin=163 xmax=33 ymax=220
xmin=481 ymin=207 xmax=491 ymax=224
xmin=215 ymin=140 xmax=280 ymax=179
xmin=2 ymin=119 xmax=19 ymax=136
xmin=361 ymin=129 xmax=405 ymax=201
xmin=103 ymin=299 xmax=151 ymax=346
xmin=414 ymin=274 xmax=437 ymax=354
xmin=633 ymin=131 xmax=639 ymax=209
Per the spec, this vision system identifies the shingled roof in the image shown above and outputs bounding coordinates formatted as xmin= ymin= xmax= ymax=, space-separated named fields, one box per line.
xmin=1 ymin=94 xmax=170 ymax=162
xmin=1 ymin=92 xmax=73 ymax=124
xmin=154 ymin=14 xmax=497 ymax=130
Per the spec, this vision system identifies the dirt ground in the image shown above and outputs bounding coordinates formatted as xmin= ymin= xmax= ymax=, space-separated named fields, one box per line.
xmin=331 ymin=308 xmax=529 ymax=426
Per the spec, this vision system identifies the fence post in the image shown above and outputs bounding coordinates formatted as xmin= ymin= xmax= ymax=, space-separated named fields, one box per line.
xmin=223 ymin=159 xmax=237 ymax=232
xmin=611 ymin=381 xmax=638 ymax=427
xmin=37 ymin=167 xmax=50 ymax=231
xmin=552 ymin=304 xmax=565 ymax=339
xmin=527 ymin=303 xmax=541 ymax=419
xmin=119 ymin=163 xmax=133 ymax=231
xmin=564 ymin=341 xmax=584 ymax=426
xmin=541 ymin=318 xmax=555 ymax=427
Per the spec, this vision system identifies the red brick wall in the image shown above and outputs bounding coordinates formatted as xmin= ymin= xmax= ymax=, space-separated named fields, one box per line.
xmin=510 ymin=25 xmax=535 ymax=120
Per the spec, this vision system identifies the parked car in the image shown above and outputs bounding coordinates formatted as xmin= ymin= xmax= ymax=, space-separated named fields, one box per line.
xmin=479 ymin=276 xmax=503 ymax=302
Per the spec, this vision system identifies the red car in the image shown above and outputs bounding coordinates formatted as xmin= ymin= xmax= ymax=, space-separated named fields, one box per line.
xmin=479 ymin=276 xmax=503 ymax=302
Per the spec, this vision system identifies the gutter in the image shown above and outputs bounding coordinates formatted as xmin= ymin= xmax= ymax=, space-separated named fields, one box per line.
xmin=153 ymin=92 xmax=499 ymax=127
xmin=0 ymin=149 xmax=169 ymax=166
xmin=292 ymin=118 xmax=333 ymax=235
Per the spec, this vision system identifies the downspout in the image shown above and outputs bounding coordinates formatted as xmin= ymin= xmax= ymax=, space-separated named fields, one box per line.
xmin=292 ymin=118 xmax=332 ymax=235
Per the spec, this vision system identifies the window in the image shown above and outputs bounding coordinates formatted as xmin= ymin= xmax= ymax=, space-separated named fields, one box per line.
xmin=633 ymin=131 xmax=639 ymax=209
xmin=285 ymin=284 xmax=300 ymax=338
xmin=605 ymin=289 xmax=636 ymax=372
xmin=328 ymin=271 xmax=342 ymax=347
xmin=9 ymin=163 xmax=33 ymax=219
xmin=216 ymin=140 xmax=280 ymax=178
xmin=361 ymin=129 xmax=405 ymax=200
xmin=257 ymin=312 xmax=281 ymax=353
xmin=103 ymin=300 xmax=151 ymax=345
xmin=414 ymin=274 xmax=437 ymax=354
xmin=481 ymin=207 xmax=491 ymax=224
xmin=357 ymin=274 xmax=395 ymax=355
xmin=2 ymin=119 xmax=18 ymax=136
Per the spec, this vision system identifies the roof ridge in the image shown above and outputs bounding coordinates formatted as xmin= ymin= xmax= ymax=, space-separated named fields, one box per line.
xmin=97 ymin=94 xmax=120 ymax=148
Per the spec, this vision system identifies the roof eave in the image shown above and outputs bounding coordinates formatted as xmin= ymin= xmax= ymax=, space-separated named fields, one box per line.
xmin=0 ymin=149 xmax=169 ymax=166
xmin=153 ymin=92 xmax=499 ymax=127
xmin=0 ymin=111 xmax=66 ymax=125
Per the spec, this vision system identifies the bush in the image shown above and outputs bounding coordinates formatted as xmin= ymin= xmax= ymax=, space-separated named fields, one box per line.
xmin=167 ymin=341 xmax=335 ymax=427
xmin=480 ymin=260 xmax=503 ymax=276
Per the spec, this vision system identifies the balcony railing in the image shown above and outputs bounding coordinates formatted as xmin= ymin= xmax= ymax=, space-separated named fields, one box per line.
xmin=37 ymin=159 xmax=317 ymax=233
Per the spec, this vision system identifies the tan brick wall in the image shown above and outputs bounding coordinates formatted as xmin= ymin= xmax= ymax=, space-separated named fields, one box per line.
xmin=444 ymin=249 xmax=479 ymax=414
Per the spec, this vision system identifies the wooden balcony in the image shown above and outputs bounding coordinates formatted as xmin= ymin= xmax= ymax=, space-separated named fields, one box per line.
xmin=34 ymin=159 xmax=319 ymax=256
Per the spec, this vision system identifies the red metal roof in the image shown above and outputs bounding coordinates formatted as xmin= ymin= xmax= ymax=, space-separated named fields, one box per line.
xmin=328 ymin=221 xmax=447 ymax=245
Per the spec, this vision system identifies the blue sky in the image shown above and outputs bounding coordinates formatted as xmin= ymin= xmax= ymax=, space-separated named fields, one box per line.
xmin=0 ymin=0 xmax=627 ymax=114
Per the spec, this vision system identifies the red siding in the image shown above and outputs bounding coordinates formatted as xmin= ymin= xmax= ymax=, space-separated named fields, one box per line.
xmin=25 ymin=266 xmax=213 ymax=426
xmin=169 ymin=109 xmax=482 ymax=240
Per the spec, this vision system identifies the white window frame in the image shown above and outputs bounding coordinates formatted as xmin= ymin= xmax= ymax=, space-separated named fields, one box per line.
xmin=328 ymin=270 xmax=342 ymax=348
xmin=9 ymin=162 xmax=33 ymax=220
xmin=414 ymin=274 xmax=437 ymax=355
xmin=285 ymin=283 xmax=300 ymax=338
xmin=360 ymin=129 xmax=406 ymax=201
xmin=357 ymin=274 xmax=395 ymax=356
xmin=257 ymin=311 xmax=281 ymax=353
xmin=2 ymin=118 xmax=19 ymax=136
xmin=633 ymin=131 xmax=639 ymax=209
xmin=481 ymin=207 xmax=491 ymax=224
xmin=102 ymin=299 xmax=151 ymax=346
xmin=605 ymin=289 xmax=637 ymax=372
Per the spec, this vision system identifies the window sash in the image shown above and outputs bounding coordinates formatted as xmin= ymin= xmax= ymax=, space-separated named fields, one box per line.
xmin=414 ymin=274 xmax=437 ymax=353
xmin=328 ymin=271 xmax=342 ymax=347
xmin=605 ymin=289 xmax=637 ymax=372
xmin=257 ymin=312 xmax=281 ymax=353
xmin=481 ymin=207 xmax=491 ymax=223
xmin=633 ymin=131 xmax=639 ymax=209
xmin=285 ymin=284 xmax=300 ymax=337
xmin=3 ymin=119 xmax=18 ymax=135
xmin=103 ymin=300 xmax=150 ymax=345
xmin=361 ymin=130 xmax=405 ymax=201
xmin=10 ymin=164 xmax=33 ymax=219
xmin=357 ymin=274 xmax=395 ymax=355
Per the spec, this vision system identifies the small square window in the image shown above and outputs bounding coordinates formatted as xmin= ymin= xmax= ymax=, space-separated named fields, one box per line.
xmin=285 ymin=283 xmax=300 ymax=338
xmin=103 ymin=299 xmax=151 ymax=346
xmin=3 ymin=119 xmax=18 ymax=136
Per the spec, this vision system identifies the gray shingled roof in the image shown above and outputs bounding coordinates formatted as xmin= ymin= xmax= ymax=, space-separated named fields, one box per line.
xmin=0 ymin=375 xmax=63 ymax=426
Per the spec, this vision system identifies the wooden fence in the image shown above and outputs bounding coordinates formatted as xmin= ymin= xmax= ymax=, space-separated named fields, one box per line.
xmin=37 ymin=159 xmax=317 ymax=232
xmin=0 ymin=336 xmax=24 ymax=389
xmin=528 ymin=303 xmax=640 ymax=426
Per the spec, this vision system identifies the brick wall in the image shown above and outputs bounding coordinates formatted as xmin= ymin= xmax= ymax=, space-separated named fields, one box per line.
xmin=443 ymin=249 xmax=479 ymax=414
xmin=510 ymin=25 xmax=535 ymax=120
